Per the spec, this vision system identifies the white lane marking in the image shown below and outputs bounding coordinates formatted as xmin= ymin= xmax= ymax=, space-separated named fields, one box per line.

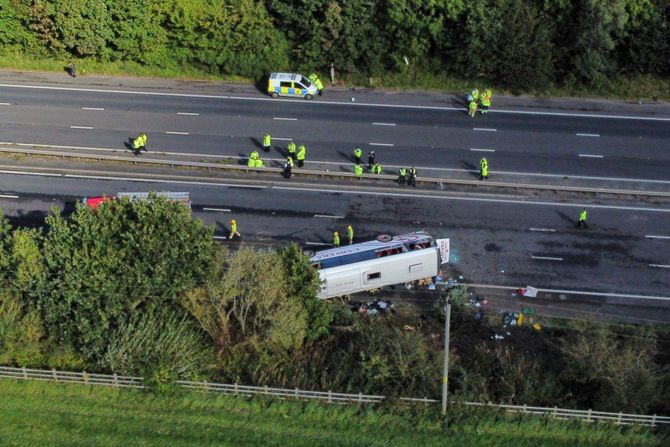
xmin=305 ymin=242 xmax=331 ymax=246
xmin=369 ymin=142 xmax=394 ymax=147
xmin=0 ymin=194 xmax=19 ymax=199
xmin=578 ymin=154 xmax=604 ymax=158
xmin=273 ymin=117 xmax=298 ymax=121
xmin=273 ymin=137 xmax=293 ymax=141
xmin=82 ymin=107 xmax=104 ymax=111
xmin=177 ymin=112 xmax=199 ymax=116
xmin=646 ymin=235 xmax=670 ymax=240
xmin=530 ymin=228 xmax=556 ymax=232
xmin=372 ymin=122 xmax=396 ymax=126
xmin=314 ymin=214 xmax=344 ymax=219
xmin=0 ymin=102 xmax=12 ymax=106
xmin=531 ymin=256 xmax=563 ymax=261
xmin=650 ymin=264 xmax=670 ymax=268
xmin=2 ymin=82 xmax=670 ymax=122
xmin=203 ymin=207 xmax=231 ymax=212
xmin=470 ymin=148 xmax=495 ymax=152
xmin=463 ymin=283 xmax=670 ymax=301
xmin=166 ymin=131 xmax=189 ymax=135
xmin=473 ymin=128 xmax=497 ymax=132
xmin=272 ymin=185 xmax=670 ymax=213
xmin=0 ymin=169 xmax=61 ymax=177
xmin=70 ymin=125 xmax=93 ymax=130
xmin=576 ymin=133 xmax=600 ymax=137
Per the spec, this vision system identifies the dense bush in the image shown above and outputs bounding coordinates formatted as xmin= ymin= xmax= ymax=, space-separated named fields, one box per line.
xmin=1 ymin=0 xmax=669 ymax=91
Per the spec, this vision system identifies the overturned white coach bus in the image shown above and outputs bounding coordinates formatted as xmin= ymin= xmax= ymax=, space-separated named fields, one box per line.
xmin=310 ymin=232 xmax=450 ymax=299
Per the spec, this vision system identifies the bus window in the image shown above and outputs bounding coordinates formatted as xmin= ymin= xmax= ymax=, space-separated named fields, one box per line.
xmin=367 ymin=272 xmax=381 ymax=280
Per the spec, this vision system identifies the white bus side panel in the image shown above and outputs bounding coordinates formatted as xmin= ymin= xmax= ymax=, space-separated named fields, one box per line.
xmin=317 ymin=247 xmax=439 ymax=299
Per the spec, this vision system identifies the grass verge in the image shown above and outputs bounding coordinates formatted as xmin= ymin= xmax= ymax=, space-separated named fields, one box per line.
xmin=0 ymin=50 xmax=668 ymax=101
xmin=0 ymin=379 xmax=666 ymax=447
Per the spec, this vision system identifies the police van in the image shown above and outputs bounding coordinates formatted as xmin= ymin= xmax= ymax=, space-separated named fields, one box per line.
xmin=267 ymin=72 xmax=318 ymax=99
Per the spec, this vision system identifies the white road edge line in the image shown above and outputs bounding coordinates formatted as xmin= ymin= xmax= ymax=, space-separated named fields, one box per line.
xmin=470 ymin=148 xmax=495 ymax=152
xmin=578 ymin=154 xmax=604 ymax=158
xmin=0 ymin=194 xmax=19 ymax=199
xmin=70 ymin=126 xmax=93 ymax=130
xmin=82 ymin=107 xmax=104 ymax=111
xmin=177 ymin=112 xmax=200 ymax=116
xmin=165 ymin=131 xmax=189 ymax=135
xmin=646 ymin=235 xmax=670 ymax=240
xmin=473 ymin=128 xmax=497 ymax=132
xmin=369 ymin=142 xmax=394 ymax=147
xmin=0 ymin=102 xmax=11 ymax=106
xmin=372 ymin=122 xmax=396 ymax=126
xmin=462 ymin=283 xmax=670 ymax=301
xmin=273 ymin=117 xmax=298 ymax=121
xmin=531 ymin=256 xmax=564 ymax=261
xmin=0 ymin=169 xmax=61 ymax=178
xmin=650 ymin=264 xmax=670 ymax=268
xmin=203 ymin=208 xmax=231 ymax=212
xmin=2 ymin=83 xmax=670 ymax=122
xmin=530 ymin=228 xmax=556 ymax=232
xmin=314 ymin=214 xmax=344 ymax=219
xmin=62 ymin=174 xmax=267 ymax=189
xmin=576 ymin=133 xmax=600 ymax=137
xmin=305 ymin=242 xmax=331 ymax=246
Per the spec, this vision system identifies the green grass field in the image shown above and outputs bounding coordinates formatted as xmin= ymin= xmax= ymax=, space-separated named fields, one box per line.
xmin=0 ymin=379 xmax=666 ymax=447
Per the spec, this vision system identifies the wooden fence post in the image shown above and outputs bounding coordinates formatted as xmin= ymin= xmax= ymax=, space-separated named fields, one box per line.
xmin=587 ymin=409 xmax=592 ymax=423
xmin=52 ymin=369 xmax=57 ymax=381
xmin=328 ymin=390 xmax=332 ymax=404
xmin=22 ymin=366 xmax=27 ymax=379
xmin=83 ymin=371 xmax=89 ymax=384
xmin=113 ymin=373 xmax=118 ymax=387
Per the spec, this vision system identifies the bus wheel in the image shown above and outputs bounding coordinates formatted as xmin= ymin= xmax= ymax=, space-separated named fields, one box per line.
xmin=377 ymin=234 xmax=392 ymax=243
xmin=303 ymin=249 xmax=315 ymax=257
xmin=305 ymin=94 xmax=313 ymax=100
xmin=271 ymin=92 xmax=279 ymax=98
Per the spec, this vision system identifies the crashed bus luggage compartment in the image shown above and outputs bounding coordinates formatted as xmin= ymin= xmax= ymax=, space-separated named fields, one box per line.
xmin=82 ymin=192 xmax=191 ymax=210
xmin=310 ymin=231 xmax=450 ymax=299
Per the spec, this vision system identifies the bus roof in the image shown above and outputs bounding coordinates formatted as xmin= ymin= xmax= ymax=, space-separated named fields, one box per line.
xmin=310 ymin=232 xmax=433 ymax=265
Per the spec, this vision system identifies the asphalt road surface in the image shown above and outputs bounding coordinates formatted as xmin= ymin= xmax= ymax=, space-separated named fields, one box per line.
xmin=1 ymin=73 xmax=669 ymax=322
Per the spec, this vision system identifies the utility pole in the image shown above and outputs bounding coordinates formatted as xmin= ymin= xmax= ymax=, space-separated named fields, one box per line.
xmin=441 ymin=298 xmax=451 ymax=416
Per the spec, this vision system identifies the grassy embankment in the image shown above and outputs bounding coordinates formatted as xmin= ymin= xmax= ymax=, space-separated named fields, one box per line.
xmin=0 ymin=50 xmax=668 ymax=101
xmin=0 ymin=379 xmax=666 ymax=447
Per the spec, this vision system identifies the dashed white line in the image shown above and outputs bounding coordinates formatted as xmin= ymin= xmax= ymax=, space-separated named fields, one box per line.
xmin=470 ymin=148 xmax=495 ymax=152
xmin=650 ymin=264 xmax=670 ymax=269
xmin=0 ymin=169 xmax=61 ymax=177
xmin=0 ymin=102 xmax=12 ymax=106
xmin=70 ymin=126 xmax=93 ymax=130
xmin=531 ymin=256 xmax=563 ymax=261
xmin=0 ymin=194 xmax=19 ymax=199
xmin=165 ymin=131 xmax=189 ymax=135
xmin=369 ymin=142 xmax=394 ymax=147
xmin=473 ymin=128 xmax=497 ymax=132
xmin=214 ymin=236 xmax=228 ymax=240
xmin=273 ymin=137 xmax=293 ymax=141
xmin=646 ymin=235 xmax=670 ymax=240
xmin=274 ymin=117 xmax=298 ymax=121
xmin=82 ymin=107 xmax=104 ymax=111
xmin=305 ymin=242 xmax=331 ymax=246
xmin=177 ymin=112 xmax=199 ymax=116
xmin=314 ymin=214 xmax=344 ymax=219
xmin=578 ymin=154 xmax=604 ymax=158
xmin=372 ymin=122 xmax=396 ymax=126
xmin=530 ymin=228 xmax=556 ymax=232
xmin=576 ymin=133 xmax=600 ymax=137
xmin=203 ymin=207 xmax=231 ymax=212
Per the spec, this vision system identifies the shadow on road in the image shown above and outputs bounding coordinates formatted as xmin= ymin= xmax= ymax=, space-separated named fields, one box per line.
xmin=460 ymin=161 xmax=479 ymax=178
xmin=337 ymin=150 xmax=354 ymax=163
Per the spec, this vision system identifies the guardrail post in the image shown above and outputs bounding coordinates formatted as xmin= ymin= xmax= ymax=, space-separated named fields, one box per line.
xmin=617 ymin=412 xmax=622 ymax=425
xmin=651 ymin=414 xmax=657 ymax=427
xmin=113 ymin=373 xmax=118 ymax=386
xmin=52 ymin=369 xmax=57 ymax=381
xmin=523 ymin=404 xmax=527 ymax=413
xmin=83 ymin=371 xmax=89 ymax=383
xmin=587 ymin=409 xmax=592 ymax=423
xmin=424 ymin=397 xmax=429 ymax=404
xmin=295 ymin=388 xmax=299 ymax=398
xmin=22 ymin=366 xmax=27 ymax=379
xmin=553 ymin=406 xmax=558 ymax=417
xmin=328 ymin=390 xmax=332 ymax=403
xmin=358 ymin=392 xmax=362 ymax=403
xmin=264 ymin=385 xmax=269 ymax=396
xmin=234 ymin=383 xmax=238 ymax=395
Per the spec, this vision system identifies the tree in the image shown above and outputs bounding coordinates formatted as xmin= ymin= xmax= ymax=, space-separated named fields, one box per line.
xmin=37 ymin=196 xmax=217 ymax=359
xmin=107 ymin=0 xmax=170 ymax=64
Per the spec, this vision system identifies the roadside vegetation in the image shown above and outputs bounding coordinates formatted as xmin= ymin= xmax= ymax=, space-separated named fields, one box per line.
xmin=1 ymin=379 xmax=666 ymax=447
xmin=1 ymin=200 xmax=669 ymax=419
xmin=0 ymin=0 xmax=668 ymax=100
